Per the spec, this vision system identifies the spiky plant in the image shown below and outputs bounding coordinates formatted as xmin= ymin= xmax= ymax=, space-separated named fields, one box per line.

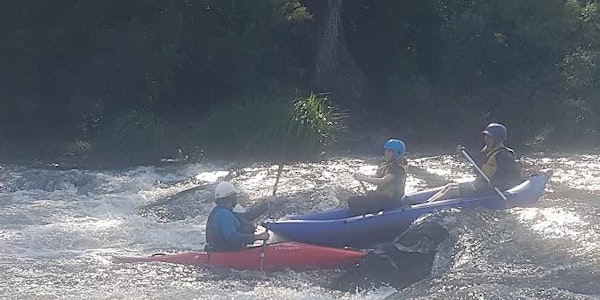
xmin=284 ymin=93 xmax=344 ymax=160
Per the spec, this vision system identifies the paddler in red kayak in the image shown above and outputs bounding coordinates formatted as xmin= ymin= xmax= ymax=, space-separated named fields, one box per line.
xmin=349 ymin=138 xmax=408 ymax=215
xmin=204 ymin=181 xmax=271 ymax=251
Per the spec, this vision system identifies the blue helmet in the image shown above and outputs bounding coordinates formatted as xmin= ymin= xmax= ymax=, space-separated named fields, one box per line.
xmin=482 ymin=123 xmax=507 ymax=143
xmin=383 ymin=139 xmax=406 ymax=158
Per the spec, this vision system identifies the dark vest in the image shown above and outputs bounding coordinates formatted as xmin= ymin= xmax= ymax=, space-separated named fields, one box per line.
xmin=375 ymin=158 xmax=407 ymax=200
xmin=479 ymin=146 xmax=521 ymax=190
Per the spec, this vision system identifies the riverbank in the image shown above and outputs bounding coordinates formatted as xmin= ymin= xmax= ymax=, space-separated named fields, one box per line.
xmin=0 ymin=125 xmax=596 ymax=171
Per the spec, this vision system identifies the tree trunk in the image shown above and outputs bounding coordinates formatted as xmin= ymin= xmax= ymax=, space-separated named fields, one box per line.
xmin=300 ymin=0 xmax=370 ymax=108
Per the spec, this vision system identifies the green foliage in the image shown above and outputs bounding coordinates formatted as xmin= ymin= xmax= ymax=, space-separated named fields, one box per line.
xmin=562 ymin=49 xmax=597 ymax=93
xmin=93 ymin=111 xmax=172 ymax=164
xmin=343 ymin=0 xmax=440 ymax=92
xmin=0 ymin=0 xmax=312 ymax=141
xmin=6 ymin=0 xmax=600 ymax=163
xmin=186 ymin=92 xmax=343 ymax=161
xmin=340 ymin=0 xmax=600 ymax=147
xmin=284 ymin=94 xmax=344 ymax=160
xmin=558 ymin=0 xmax=600 ymax=144
xmin=180 ymin=87 xmax=291 ymax=159
xmin=433 ymin=0 xmax=575 ymax=87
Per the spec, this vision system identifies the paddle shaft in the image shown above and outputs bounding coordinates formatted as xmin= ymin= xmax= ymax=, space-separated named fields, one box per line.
xmin=272 ymin=163 xmax=284 ymax=196
xmin=460 ymin=149 xmax=508 ymax=201
xmin=261 ymin=164 xmax=282 ymax=269
xmin=259 ymin=240 xmax=266 ymax=271
xmin=359 ymin=180 xmax=368 ymax=192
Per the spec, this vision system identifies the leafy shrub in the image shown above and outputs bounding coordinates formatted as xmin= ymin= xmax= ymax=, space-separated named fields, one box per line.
xmin=186 ymin=92 xmax=343 ymax=161
xmin=93 ymin=111 xmax=172 ymax=164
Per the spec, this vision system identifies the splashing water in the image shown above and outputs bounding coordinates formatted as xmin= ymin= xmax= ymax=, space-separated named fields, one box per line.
xmin=0 ymin=153 xmax=598 ymax=299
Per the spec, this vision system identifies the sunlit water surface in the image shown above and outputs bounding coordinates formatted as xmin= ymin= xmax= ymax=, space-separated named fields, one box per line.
xmin=0 ymin=153 xmax=598 ymax=299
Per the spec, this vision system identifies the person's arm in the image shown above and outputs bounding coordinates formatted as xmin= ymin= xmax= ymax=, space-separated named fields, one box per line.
xmin=214 ymin=210 xmax=256 ymax=246
xmin=354 ymin=173 xmax=394 ymax=185
xmin=491 ymin=151 xmax=521 ymax=189
xmin=242 ymin=200 xmax=269 ymax=221
xmin=387 ymin=163 xmax=406 ymax=198
xmin=457 ymin=146 xmax=488 ymax=189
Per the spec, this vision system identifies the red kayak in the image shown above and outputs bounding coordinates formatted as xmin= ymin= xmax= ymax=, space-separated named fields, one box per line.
xmin=116 ymin=241 xmax=366 ymax=271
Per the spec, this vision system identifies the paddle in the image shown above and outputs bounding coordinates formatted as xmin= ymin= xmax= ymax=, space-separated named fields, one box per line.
xmin=359 ymin=180 xmax=368 ymax=193
xmin=272 ymin=163 xmax=284 ymax=196
xmin=259 ymin=238 xmax=267 ymax=271
xmin=257 ymin=163 xmax=284 ymax=271
xmin=459 ymin=149 xmax=508 ymax=201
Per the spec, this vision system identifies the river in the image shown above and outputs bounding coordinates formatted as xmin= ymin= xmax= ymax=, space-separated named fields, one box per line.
xmin=0 ymin=153 xmax=598 ymax=299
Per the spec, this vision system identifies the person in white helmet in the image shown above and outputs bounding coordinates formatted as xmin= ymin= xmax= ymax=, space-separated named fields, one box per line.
xmin=204 ymin=181 xmax=271 ymax=251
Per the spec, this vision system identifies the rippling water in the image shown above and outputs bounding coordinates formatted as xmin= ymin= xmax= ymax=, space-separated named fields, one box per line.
xmin=0 ymin=153 xmax=598 ymax=299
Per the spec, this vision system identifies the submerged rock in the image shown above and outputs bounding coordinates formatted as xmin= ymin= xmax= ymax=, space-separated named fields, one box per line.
xmin=138 ymin=183 xmax=217 ymax=221
xmin=332 ymin=219 xmax=450 ymax=292
xmin=137 ymin=182 xmax=272 ymax=222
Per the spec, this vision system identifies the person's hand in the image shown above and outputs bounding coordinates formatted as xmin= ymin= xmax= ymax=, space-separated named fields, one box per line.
xmin=261 ymin=197 xmax=275 ymax=210
xmin=255 ymin=231 xmax=270 ymax=241
xmin=353 ymin=173 xmax=367 ymax=181
xmin=456 ymin=145 xmax=466 ymax=155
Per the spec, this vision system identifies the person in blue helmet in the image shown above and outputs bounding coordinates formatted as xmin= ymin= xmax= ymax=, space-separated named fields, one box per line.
xmin=426 ymin=123 xmax=522 ymax=202
xmin=348 ymin=138 xmax=408 ymax=215
xmin=204 ymin=181 xmax=271 ymax=252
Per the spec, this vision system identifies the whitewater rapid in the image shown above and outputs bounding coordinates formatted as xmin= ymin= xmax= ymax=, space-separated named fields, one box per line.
xmin=0 ymin=153 xmax=598 ymax=299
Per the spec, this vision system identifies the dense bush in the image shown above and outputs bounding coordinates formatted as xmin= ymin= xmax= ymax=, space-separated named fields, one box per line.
xmin=2 ymin=0 xmax=600 ymax=164
xmin=93 ymin=110 xmax=172 ymax=164
xmin=182 ymin=92 xmax=343 ymax=162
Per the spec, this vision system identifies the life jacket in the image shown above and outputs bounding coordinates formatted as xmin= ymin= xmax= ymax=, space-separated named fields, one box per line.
xmin=375 ymin=157 xmax=408 ymax=199
xmin=481 ymin=146 xmax=515 ymax=179
xmin=204 ymin=206 xmax=255 ymax=252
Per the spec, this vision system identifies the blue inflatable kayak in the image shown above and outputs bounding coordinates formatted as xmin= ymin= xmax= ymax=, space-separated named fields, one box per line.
xmin=263 ymin=170 xmax=552 ymax=248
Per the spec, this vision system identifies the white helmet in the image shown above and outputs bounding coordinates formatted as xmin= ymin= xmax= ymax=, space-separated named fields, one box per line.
xmin=215 ymin=181 xmax=237 ymax=199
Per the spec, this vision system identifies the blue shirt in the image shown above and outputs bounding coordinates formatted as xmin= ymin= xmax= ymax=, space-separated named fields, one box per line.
xmin=205 ymin=203 xmax=268 ymax=251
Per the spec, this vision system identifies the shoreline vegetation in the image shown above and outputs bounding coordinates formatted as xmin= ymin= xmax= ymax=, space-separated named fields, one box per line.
xmin=0 ymin=91 xmax=598 ymax=170
xmin=1 ymin=123 xmax=596 ymax=171
xmin=2 ymin=1 xmax=600 ymax=168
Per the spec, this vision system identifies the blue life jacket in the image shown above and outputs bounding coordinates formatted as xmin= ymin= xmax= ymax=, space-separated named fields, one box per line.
xmin=204 ymin=205 xmax=256 ymax=252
